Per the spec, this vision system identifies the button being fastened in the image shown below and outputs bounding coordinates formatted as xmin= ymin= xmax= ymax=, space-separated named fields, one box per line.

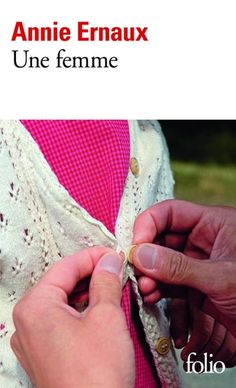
xmin=127 ymin=245 xmax=136 ymax=264
xmin=129 ymin=157 xmax=140 ymax=177
xmin=155 ymin=337 xmax=171 ymax=356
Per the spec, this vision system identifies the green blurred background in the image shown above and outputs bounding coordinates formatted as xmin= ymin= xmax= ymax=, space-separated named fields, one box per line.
xmin=160 ymin=121 xmax=236 ymax=206
xmin=159 ymin=121 xmax=236 ymax=387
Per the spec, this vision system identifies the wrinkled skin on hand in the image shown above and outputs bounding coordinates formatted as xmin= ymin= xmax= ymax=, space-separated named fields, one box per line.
xmin=132 ymin=200 xmax=236 ymax=366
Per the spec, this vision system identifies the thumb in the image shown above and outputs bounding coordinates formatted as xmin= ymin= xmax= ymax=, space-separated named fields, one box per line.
xmin=132 ymin=244 xmax=217 ymax=294
xmin=89 ymin=253 xmax=124 ymax=307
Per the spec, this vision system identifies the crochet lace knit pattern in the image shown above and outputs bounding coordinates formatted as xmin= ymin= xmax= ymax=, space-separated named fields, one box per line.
xmin=0 ymin=120 xmax=183 ymax=388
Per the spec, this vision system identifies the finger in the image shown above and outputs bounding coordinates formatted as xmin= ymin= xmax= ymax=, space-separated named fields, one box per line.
xmin=170 ymin=299 xmax=189 ymax=349
xmin=89 ymin=253 xmax=123 ymax=307
xmin=189 ymin=287 xmax=227 ymax=326
xmin=133 ymin=200 xmax=204 ymax=244
xmin=12 ymin=248 xmax=115 ymax=334
xmin=38 ymin=246 xmax=115 ymax=296
xmin=131 ymin=243 xmax=220 ymax=294
xmin=137 ymin=273 xmax=187 ymax=300
xmin=144 ymin=289 xmax=162 ymax=304
xmin=214 ymin=330 xmax=236 ymax=367
xmin=138 ymin=276 xmax=157 ymax=295
xmin=181 ymin=307 xmax=214 ymax=362
xmin=201 ymin=297 xmax=236 ymax=338
xmin=196 ymin=320 xmax=227 ymax=361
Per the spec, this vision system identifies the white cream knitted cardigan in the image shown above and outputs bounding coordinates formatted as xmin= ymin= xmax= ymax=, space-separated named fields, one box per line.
xmin=0 ymin=120 xmax=183 ymax=388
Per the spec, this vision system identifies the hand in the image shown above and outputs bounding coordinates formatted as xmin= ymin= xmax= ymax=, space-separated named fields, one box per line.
xmin=136 ymin=285 xmax=236 ymax=369
xmin=169 ymin=299 xmax=236 ymax=369
xmin=11 ymin=247 xmax=135 ymax=388
xmin=131 ymin=200 xmax=236 ymax=337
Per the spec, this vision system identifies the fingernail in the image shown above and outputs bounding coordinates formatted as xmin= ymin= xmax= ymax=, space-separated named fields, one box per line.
xmin=136 ymin=244 xmax=158 ymax=269
xmin=175 ymin=339 xmax=184 ymax=349
xmin=99 ymin=254 xmax=123 ymax=275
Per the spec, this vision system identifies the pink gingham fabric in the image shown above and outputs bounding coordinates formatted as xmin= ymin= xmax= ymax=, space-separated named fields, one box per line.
xmin=21 ymin=120 xmax=129 ymax=233
xmin=21 ymin=120 xmax=160 ymax=388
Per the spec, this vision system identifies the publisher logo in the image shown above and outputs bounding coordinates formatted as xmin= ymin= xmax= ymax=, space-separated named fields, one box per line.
xmin=186 ymin=352 xmax=225 ymax=374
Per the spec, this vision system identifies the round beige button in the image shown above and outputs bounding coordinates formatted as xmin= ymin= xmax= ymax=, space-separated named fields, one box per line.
xmin=155 ymin=337 xmax=170 ymax=355
xmin=127 ymin=245 xmax=136 ymax=264
xmin=129 ymin=157 xmax=139 ymax=177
